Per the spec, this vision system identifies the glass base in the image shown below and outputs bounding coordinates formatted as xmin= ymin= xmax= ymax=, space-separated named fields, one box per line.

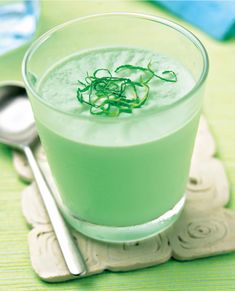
xmin=58 ymin=195 xmax=185 ymax=243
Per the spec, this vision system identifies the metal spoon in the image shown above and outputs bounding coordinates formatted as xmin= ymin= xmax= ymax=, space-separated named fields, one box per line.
xmin=0 ymin=82 xmax=87 ymax=276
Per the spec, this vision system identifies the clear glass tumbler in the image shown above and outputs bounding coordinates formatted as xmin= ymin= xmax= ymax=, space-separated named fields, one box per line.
xmin=22 ymin=13 xmax=208 ymax=242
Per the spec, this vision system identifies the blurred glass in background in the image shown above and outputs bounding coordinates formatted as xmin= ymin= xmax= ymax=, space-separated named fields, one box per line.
xmin=0 ymin=0 xmax=39 ymax=55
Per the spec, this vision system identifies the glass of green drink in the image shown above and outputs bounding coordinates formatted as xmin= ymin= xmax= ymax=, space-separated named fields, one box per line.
xmin=22 ymin=13 xmax=208 ymax=242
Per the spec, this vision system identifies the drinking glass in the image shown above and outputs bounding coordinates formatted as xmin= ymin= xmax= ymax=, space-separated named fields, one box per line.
xmin=0 ymin=0 xmax=39 ymax=55
xmin=22 ymin=13 xmax=208 ymax=242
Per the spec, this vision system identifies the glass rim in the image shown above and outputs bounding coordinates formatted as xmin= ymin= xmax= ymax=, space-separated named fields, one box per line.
xmin=22 ymin=12 xmax=209 ymax=119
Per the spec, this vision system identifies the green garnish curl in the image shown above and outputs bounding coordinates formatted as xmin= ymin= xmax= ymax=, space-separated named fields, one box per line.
xmin=76 ymin=62 xmax=177 ymax=117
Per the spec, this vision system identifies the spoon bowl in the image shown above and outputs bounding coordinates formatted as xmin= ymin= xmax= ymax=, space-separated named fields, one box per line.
xmin=0 ymin=82 xmax=37 ymax=148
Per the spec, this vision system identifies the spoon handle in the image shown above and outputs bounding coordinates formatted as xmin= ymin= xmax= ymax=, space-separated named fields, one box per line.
xmin=23 ymin=146 xmax=87 ymax=276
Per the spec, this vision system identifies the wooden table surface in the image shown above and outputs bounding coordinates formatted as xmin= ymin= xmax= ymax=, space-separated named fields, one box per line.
xmin=0 ymin=1 xmax=235 ymax=290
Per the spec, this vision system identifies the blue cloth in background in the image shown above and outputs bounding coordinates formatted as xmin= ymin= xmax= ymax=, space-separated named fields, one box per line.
xmin=155 ymin=0 xmax=235 ymax=40
xmin=0 ymin=0 xmax=39 ymax=55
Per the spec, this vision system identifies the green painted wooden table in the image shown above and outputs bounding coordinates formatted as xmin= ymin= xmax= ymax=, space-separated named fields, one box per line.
xmin=0 ymin=1 xmax=235 ymax=290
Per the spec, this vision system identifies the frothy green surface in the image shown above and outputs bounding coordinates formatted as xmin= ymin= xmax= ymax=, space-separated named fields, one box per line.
xmin=39 ymin=47 xmax=194 ymax=116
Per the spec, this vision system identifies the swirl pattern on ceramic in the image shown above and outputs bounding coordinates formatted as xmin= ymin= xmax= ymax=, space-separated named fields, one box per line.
xmin=186 ymin=158 xmax=229 ymax=210
xmin=105 ymin=234 xmax=171 ymax=271
xmin=169 ymin=210 xmax=235 ymax=260
xmin=29 ymin=226 xmax=71 ymax=282
xmin=22 ymin=183 xmax=49 ymax=226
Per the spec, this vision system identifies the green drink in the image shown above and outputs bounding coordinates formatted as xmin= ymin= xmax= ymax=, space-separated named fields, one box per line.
xmin=23 ymin=14 xmax=208 ymax=242
xmin=37 ymin=46 xmax=197 ymax=224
